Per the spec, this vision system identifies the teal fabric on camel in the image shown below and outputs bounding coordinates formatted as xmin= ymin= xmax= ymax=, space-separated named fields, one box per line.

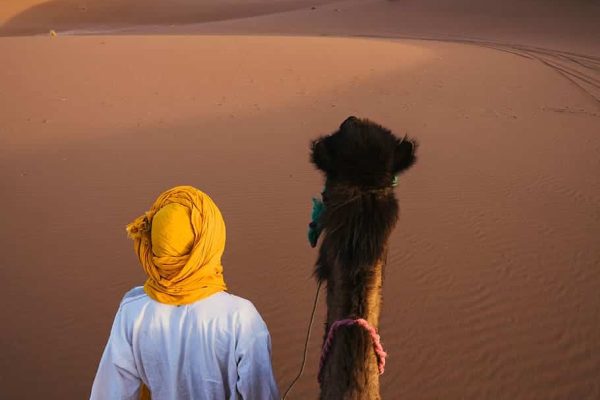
xmin=308 ymin=197 xmax=325 ymax=248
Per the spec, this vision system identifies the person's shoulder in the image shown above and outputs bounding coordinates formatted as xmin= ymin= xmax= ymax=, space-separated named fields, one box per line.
xmin=205 ymin=292 xmax=263 ymax=322
xmin=211 ymin=292 xmax=257 ymax=312
xmin=120 ymin=286 xmax=148 ymax=307
xmin=220 ymin=293 xmax=268 ymax=327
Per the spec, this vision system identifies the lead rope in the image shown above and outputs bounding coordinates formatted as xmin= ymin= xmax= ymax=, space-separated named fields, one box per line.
xmin=281 ymin=280 xmax=323 ymax=400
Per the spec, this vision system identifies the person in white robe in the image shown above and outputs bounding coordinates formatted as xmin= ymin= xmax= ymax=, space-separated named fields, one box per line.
xmin=90 ymin=186 xmax=279 ymax=400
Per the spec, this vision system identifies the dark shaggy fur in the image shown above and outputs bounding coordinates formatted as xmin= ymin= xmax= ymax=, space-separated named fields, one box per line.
xmin=311 ymin=116 xmax=417 ymax=398
xmin=311 ymin=116 xmax=416 ymax=283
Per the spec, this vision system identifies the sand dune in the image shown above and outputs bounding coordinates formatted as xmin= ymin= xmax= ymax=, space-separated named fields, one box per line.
xmin=0 ymin=0 xmax=45 ymax=24
xmin=0 ymin=0 xmax=336 ymax=36
xmin=6 ymin=0 xmax=598 ymax=54
xmin=5 ymin=0 xmax=598 ymax=102
xmin=172 ymin=0 xmax=600 ymax=51
xmin=1 ymin=1 xmax=599 ymax=399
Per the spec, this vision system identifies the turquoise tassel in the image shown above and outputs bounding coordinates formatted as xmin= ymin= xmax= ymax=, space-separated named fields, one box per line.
xmin=308 ymin=197 xmax=325 ymax=248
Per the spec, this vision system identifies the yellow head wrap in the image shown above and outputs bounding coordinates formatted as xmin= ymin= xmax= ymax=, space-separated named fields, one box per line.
xmin=126 ymin=186 xmax=227 ymax=305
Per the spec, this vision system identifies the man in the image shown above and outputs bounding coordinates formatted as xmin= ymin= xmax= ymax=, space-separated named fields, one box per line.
xmin=91 ymin=186 xmax=279 ymax=399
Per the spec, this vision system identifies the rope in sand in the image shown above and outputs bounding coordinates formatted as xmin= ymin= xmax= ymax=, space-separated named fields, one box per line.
xmin=281 ymin=280 xmax=322 ymax=400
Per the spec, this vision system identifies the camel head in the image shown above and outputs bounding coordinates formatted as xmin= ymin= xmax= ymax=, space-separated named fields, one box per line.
xmin=311 ymin=116 xmax=416 ymax=188
xmin=309 ymin=117 xmax=417 ymax=282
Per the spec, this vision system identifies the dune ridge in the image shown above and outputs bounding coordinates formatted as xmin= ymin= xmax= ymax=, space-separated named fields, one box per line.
xmin=0 ymin=0 xmax=337 ymax=35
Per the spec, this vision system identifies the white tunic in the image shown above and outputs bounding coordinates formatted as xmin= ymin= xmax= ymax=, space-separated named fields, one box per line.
xmin=90 ymin=287 xmax=279 ymax=400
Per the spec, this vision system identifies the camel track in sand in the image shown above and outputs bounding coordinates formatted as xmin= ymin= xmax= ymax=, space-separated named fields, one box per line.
xmin=331 ymin=33 xmax=600 ymax=105
xmin=479 ymin=44 xmax=600 ymax=105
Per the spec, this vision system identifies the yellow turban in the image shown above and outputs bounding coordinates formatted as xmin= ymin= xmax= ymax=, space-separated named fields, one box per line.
xmin=126 ymin=186 xmax=227 ymax=305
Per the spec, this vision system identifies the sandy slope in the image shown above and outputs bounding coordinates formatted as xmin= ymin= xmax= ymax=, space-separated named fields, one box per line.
xmin=0 ymin=0 xmax=45 ymax=24
xmin=2 ymin=34 xmax=599 ymax=400
xmin=4 ymin=0 xmax=599 ymax=102
xmin=177 ymin=0 xmax=600 ymax=54
xmin=1 ymin=1 xmax=600 ymax=400
xmin=4 ymin=0 xmax=600 ymax=54
xmin=0 ymin=0 xmax=337 ymax=35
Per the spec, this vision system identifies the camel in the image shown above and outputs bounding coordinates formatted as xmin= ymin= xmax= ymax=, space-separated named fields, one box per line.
xmin=309 ymin=116 xmax=417 ymax=399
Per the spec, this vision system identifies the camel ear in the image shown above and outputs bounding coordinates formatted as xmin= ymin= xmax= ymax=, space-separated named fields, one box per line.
xmin=311 ymin=137 xmax=333 ymax=173
xmin=393 ymin=137 xmax=417 ymax=174
xmin=340 ymin=115 xmax=360 ymax=131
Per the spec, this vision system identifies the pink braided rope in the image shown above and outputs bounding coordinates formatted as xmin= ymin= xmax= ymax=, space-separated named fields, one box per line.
xmin=318 ymin=318 xmax=387 ymax=383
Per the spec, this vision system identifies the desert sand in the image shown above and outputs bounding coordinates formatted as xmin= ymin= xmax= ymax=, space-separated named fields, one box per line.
xmin=1 ymin=1 xmax=599 ymax=399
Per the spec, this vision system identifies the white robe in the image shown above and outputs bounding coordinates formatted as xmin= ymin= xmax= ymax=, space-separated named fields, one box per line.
xmin=90 ymin=287 xmax=279 ymax=400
